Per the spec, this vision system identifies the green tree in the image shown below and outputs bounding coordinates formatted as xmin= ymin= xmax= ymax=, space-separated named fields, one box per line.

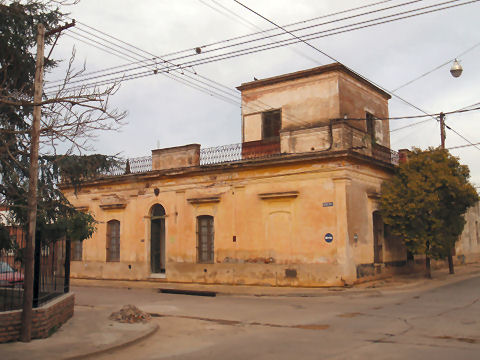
xmin=379 ymin=148 xmax=478 ymax=278
xmin=1 ymin=0 xmax=124 ymax=242
xmin=1 ymin=0 xmax=125 ymax=341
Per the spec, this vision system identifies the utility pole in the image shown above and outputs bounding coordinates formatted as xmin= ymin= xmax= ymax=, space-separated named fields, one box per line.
xmin=20 ymin=20 xmax=76 ymax=343
xmin=439 ymin=112 xmax=455 ymax=275
xmin=20 ymin=23 xmax=45 ymax=342
xmin=440 ymin=112 xmax=446 ymax=149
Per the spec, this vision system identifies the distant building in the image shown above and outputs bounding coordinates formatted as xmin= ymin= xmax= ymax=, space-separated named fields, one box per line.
xmin=61 ymin=63 xmax=480 ymax=286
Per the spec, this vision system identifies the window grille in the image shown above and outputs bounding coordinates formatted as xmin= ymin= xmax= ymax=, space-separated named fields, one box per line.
xmin=106 ymin=220 xmax=120 ymax=262
xmin=197 ymin=215 xmax=214 ymax=263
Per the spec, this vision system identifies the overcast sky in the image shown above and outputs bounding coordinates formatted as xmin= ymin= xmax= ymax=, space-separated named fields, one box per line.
xmin=48 ymin=0 xmax=480 ymax=185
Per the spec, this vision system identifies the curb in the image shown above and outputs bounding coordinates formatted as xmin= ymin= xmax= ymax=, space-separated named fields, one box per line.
xmin=64 ymin=322 xmax=159 ymax=360
xmin=70 ymin=265 xmax=480 ymax=298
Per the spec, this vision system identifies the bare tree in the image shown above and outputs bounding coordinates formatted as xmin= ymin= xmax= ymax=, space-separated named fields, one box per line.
xmin=1 ymin=0 xmax=127 ymax=342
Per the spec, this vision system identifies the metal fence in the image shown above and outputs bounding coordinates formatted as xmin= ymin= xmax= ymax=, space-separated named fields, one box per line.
xmin=200 ymin=143 xmax=243 ymax=165
xmin=372 ymin=143 xmax=399 ymax=166
xmin=106 ymin=156 xmax=153 ymax=176
xmin=0 ymin=226 xmax=70 ymax=312
xmin=101 ymin=142 xmax=400 ymax=177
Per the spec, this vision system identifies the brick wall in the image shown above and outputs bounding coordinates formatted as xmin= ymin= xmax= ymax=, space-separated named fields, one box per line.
xmin=0 ymin=292 xmax=74 ymax=343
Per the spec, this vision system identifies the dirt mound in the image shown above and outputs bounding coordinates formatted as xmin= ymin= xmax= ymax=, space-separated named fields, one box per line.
xmin=109 ymin=304 xmax=152 ymax=323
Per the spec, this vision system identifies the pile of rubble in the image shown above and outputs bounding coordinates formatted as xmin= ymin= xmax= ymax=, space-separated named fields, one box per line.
xmin=109 ymin=304 xmax=152 ymax=323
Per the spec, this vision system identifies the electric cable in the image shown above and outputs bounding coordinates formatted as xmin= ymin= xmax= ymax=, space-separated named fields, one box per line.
xmin=54 ymin=0 xmax=435 ymax=85
xmin=51 ymin=0 xmax=476 ymax=94
xmin=233 ymin=0 xmax=480 ymax=152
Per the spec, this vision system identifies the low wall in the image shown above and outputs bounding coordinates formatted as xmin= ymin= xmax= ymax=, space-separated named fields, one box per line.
xmin=0 ymin=292 xmax=74 ymax=343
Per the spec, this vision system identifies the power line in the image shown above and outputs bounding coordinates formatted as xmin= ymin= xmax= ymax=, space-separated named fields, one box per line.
xmin=233 ymin=0 xmax=480 ymax=153
xmin=444 ymin=123 xmax=480 ymax=151
xmin=390 ymin=118 xmax=433 ymax=132
xmin=47 ymin=21 xmax=480 ymax=123
xmin=165 ymin=0 xmax=459 ymax=64
xmin=389 ymin=41 xmax=480 ymax=132
xmin=448 ymin=141 xmax=480 ymax=150
xmin=61 ymin=21 xmax=240 ymax=97
xmin=52 ymin=0 xmax=475 ymax=95
xmin=48 ymin=0 xmax=480 ymax=146
xmin=52 ymin=0 xmax=416 ymax=85
xmin=200 ymin=0 xmax=321 ymax=65
xmin=155 ymin=0 xmax=477 ymax=79
xmin=141 ymin=0 xmax=399 ymax=60
xmin=46 ymin=20 xmax=313 ymax=128
xmin=392 ymin=40 xmax=480 ymax=92
xmin=51 ymin=0 xmax=470 ymax=93
xmin=48 ymin=28 xmax=242 ymax=102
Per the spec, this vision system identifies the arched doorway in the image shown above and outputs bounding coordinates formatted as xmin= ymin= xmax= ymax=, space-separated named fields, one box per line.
xmin=150 ymin=204 xmax=166 ymax=273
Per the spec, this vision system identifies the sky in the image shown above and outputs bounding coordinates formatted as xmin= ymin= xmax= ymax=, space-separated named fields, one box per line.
xmin=47 ymin=0 xmax=480 ymax=185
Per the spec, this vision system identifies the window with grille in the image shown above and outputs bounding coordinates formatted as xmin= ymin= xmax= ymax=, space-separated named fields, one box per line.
xmin=106 ymin=220 xmax=120 ymax=262
xmin=262 ymin=109 xmax=281 ymax=140
xmin=197 ymin=215 xmax=214 ymax=263
xmin=71 ymin=240 xmax=83 ymax=261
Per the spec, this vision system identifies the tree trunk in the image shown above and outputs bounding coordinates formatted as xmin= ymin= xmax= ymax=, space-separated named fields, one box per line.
xmin=448 ymin=250 xmax=455 ymax=274
xmin=425 ymin=255 xmax=432 ymax=279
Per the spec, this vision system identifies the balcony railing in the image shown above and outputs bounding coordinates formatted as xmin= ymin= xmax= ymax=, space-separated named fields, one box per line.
xmin=107 ymin=156 xmax=152 ymax=176
xmin=200 ymin=143 xmax=242 ymax=165
xmin=372 ymin=143 xmax=399 ymax=166
xmin=103 ymin=141 xmax=399 ymax=176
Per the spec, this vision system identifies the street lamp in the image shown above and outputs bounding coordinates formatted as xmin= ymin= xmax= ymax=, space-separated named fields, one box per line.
xmin=450 ymin=59 xmax=463 ymax=78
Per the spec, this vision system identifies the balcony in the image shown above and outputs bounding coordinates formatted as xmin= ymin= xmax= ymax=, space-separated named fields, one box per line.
xmin=104 ymin=122 xmax=398 ymax=176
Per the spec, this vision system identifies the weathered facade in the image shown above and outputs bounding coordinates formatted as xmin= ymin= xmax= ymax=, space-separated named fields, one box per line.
xmin=62 ymin=63 xmax=479 ymax=286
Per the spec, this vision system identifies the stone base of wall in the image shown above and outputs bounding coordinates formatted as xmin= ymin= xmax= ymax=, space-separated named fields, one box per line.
xmin=0 ymin=292 xmax=74 ymax=343
xmin=72 ymin=262 xmax=349 ymax=287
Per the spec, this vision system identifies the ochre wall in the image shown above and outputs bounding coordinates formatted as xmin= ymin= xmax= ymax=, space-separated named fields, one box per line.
xmin=241 ymin=72 xmax=341 ymax=141
xmin=66 ymin=156 xmax=397 ymax=286
xmin=241 ymin=70 xmax=389 ymax=147
xmin=338 ymin=73 xmax=390 ymax=147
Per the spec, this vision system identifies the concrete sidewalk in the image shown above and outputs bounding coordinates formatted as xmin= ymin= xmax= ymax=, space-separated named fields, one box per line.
xmin=1 ymin=263 xmax=479 ymax=360
xmin=1 ymin=301 xmax=158 ymax=360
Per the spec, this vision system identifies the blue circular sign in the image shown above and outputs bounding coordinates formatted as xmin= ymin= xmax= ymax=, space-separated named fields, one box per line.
xmin=324 ymin=233 xmax=333 ymax=243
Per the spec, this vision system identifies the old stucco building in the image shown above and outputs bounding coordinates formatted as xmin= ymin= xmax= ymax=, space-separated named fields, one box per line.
xmin=63 ymin=63 xmax=480 ymax=286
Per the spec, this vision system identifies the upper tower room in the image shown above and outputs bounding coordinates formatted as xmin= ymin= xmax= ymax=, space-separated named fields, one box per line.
xmin=236 ymin=63 xmax=392 ymax=151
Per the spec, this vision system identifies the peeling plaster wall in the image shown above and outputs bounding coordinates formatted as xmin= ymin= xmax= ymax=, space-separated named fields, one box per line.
xmin=338 ymin=73 xmax=390 ymax=147
xmin=66 ymin=157 xmax=398 ymax=286
xmin=241 ymin=72 xmax=341 ymax=141
xmin=240 ymin=70 xmax=390 ymax=149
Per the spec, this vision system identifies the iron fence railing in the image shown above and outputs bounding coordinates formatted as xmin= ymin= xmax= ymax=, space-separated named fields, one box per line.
xmin=107 ymin=156 xmax=153 ymax=176
xmin=200 ymin=143 xmax=242 ymax=165
xmin=0 ymin=226 xmax=71 ymax=312
xmin=391 ymin=149 xmax=399 ymax=165
xmin=372 ymin=143 xmax=399 ymax=166
xmin=100 ymin=142 xmax=400 ymax=177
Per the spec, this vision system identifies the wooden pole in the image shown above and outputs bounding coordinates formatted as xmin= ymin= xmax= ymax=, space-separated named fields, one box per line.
xmin=440 ymin=112 xmax=446 ymax=149
xmin=440 ymin=112 xmax=455 ymax=275
xmin=20 ymin=23 xmax=45 ymax=342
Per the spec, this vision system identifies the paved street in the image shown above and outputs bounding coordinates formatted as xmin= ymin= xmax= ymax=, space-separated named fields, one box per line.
xmin=75 ymin=273 xmax=480 ymax=360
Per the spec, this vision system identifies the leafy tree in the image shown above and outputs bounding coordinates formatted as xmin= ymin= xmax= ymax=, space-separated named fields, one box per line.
xmin=1 ymin=0 xmax=125 ymax=340
xmin=0 ymin=0 xmax=124 ymax=244
xmin=380 ymin=148 xmax=478 ymax=278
